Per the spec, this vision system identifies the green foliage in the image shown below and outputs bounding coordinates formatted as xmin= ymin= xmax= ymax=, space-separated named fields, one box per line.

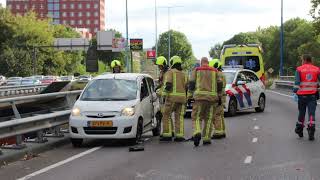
xmin=212 ymin=17 xmax=319 ymax=77
xmin=157 ymin=30 xmax=194 ymax=70
xmin=0 ymin=8 xmax=84 ymax=76
xmin=209 ymin=43 xmax=222 ymax=59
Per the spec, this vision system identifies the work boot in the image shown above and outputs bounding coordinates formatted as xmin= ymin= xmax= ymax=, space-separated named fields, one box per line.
xmin=193 ymin=133 xmax=201 ymax=147
xmin=159 ymin=136 xmax=172 ymax=142
xmin=295 ymin=123 xmax=304 ymax=138
xmin=307 ymin=125 xmax=315 ymax=141
xmin=174 ymin=137 xmax=185 ymax=142
xmin=211 ymin=134 xmax=226 ymax=139
xmin=203 ymin=140 xmax=211 ymax=145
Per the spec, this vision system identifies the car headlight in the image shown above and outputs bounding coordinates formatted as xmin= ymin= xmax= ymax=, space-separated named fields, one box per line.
xmin=71 ymin=107 xmax=81 ymax=116
xmin=121 ymin=107 xmax=135 ymax=116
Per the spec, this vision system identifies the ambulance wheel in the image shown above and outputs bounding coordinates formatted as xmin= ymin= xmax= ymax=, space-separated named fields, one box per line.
xmin=255 ymin=94 xmax=265 ymax=113
xmin=227 ymin=97 xmax=237 ymax=117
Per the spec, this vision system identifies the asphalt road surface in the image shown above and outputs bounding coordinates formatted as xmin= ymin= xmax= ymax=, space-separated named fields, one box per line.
xmin=1 ymin=91 xmax=320 ymax=180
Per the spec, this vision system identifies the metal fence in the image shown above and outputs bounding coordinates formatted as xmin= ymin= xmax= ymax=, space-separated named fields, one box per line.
xmin=0 ymin=85 xmax=47 ymax=97
xmin=0 ymin=90 xmax=81 ymax=154
xmin=274 ymin=76 xmax=295 ymax=89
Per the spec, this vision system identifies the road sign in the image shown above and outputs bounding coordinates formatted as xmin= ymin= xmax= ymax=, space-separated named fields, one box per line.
xmin=268 ymin=68 xmax=274 ymax=74
xmin=130 ymin=39 xmax=143 ymax=51
xmin=112 ymin=38 xmax=126 ymax=52
xmin=97 ymin=31 xmax=114 ymax=51
xmin=86 ymin=46 xmax=98 ymax=72
xmin=54 ymin=38 xmax=90 ymax=51
xmin=147 ymin=50 xmax=156 ymax=59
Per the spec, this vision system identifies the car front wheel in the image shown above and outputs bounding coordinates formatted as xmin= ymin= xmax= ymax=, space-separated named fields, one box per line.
xmin=227 ymin=97 xmax=237 ymax=117
xmin=71 ymin=138 xmax=83 ymax=147
xmin=255 ymin=95 xmax=265 ymax=112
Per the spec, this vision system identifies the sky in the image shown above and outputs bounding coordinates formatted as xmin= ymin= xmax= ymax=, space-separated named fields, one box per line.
xmin=0 ymin=0 xmax=313 ymax=59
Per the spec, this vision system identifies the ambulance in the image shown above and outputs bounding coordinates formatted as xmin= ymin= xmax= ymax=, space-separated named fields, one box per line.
xmin=220 ymin=44 xmax=266 ymax=85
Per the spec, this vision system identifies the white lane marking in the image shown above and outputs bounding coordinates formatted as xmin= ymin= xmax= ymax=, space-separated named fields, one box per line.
xmin=254 ymin=126 xmax=260 ymax=130
xmin=17 ymin=146 xmax=102 ymax=180
xmin=244 ymin=156 xmax=253 ymax=164
xmin=268 ymin=90 xmax=320 ymax=105
xmin=252 ymin=138 xmax=258 ymax=143
xmin=253 ymin=118 xmax=257 ymax=121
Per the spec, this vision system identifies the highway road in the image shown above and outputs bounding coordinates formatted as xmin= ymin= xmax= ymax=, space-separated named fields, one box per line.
xmin=1 ymin=91 xmax=320 ymax=180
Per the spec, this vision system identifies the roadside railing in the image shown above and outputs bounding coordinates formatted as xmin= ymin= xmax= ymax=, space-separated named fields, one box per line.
xmin=0 ymin=85 xmax=47 ymax=97
xmin=0 ymin=90 xmax=81 ymax=155
xmin=274 ymin=76 xmax=295 ymax=90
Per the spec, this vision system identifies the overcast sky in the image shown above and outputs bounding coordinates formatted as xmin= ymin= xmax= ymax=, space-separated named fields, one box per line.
xmin=0 ymin=0 xmax=313 ymax=58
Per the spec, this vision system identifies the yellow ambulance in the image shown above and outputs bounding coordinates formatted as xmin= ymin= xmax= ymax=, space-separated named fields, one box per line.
xmin=220 ymin=44 xmax=266 ymax=85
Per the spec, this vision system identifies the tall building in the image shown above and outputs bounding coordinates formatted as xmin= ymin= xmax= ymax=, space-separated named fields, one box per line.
xmin=6 ymin=0 xmax=105 ymax=36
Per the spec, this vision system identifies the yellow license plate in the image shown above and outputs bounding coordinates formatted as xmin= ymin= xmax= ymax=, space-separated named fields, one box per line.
xmin=90 ymin=121 xmax=113 ymax=127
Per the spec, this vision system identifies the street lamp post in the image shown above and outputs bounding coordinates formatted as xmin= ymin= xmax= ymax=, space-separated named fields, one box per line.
xmin=280 ymin=0 xmax=284 ymax=76
xmin=155 ymin=0 xmax=158 ymax=59
xmin=125 ymin=0 xmax=130 ymax=72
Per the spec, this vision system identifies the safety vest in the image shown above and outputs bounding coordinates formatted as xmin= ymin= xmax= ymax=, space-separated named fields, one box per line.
xmin=193 ymin=66 xmax=218 ymax=102
xmin=296 ymin=64 xmax=319 ymax=95
xmin=164 ymin=69 xmax=187 ymax=103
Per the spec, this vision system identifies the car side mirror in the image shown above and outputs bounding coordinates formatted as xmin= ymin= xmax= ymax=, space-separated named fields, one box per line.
xmin=236 ymin=80 xmax=246 ymax=86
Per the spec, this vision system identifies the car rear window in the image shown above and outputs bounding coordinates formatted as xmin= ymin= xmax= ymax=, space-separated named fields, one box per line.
xmin=225 ymin=56 xmax=260 ymax=72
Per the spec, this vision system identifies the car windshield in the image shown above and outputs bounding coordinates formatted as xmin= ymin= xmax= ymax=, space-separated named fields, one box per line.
xmin=223 ymin=72 xmax=236 ymax=84
xmin=81 ymin=79 xmax=137 ymax=101
xmin=225 ymin=56 xmax=260 ymax=72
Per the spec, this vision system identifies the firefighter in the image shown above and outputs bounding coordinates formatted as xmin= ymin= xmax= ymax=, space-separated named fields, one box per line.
xmin=294 ymin=54 xmax=320 ymax=141
xmin=111 ymin=60 xmax=122 ymax=73
xmin=155 ymin=56 xmax=169 ymax=97
xmin=160 ymin=56 xmax=188 ymax=142
xmin=188 ymin=57 xmax=223 ymax=146
xmin=209 ymin=59 xmax=227 ymax=139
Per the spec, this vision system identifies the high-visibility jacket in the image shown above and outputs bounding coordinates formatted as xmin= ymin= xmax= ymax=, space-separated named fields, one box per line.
xmin=156 ymin=69 xmax=169 ymax=97
xmin=163 ymin=69 xmax=188 ymax=103
xmin=189 ymin=65 xmax=222 ymax=102
xmin=218 ymin=71 xmax=227 ymax=104
xmin=295 ymin=64 xmax=320 ymax=95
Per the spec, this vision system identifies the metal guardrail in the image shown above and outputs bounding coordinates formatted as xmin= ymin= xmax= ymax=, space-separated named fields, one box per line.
xmin=0 ymin=85 xmax=48 ymax=97
xmin=0 ymin=90 xmax=82 ymax=154
xmin=274 ymin=76 xmax=295 ymax=89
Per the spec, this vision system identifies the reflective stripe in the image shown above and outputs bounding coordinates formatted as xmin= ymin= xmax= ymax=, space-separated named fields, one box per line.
xmin=205 ymin=105 xmax=213 ymax=139
xmin=196 ymin=71 xmax=201 ymax=93
xmin=211 ymin=72 xmax=217 ymax=94
xmin=167 ymin=72 xmax=186 ymax=97
xmin=300 ymin=82 xmax=318 ymax=86
xmin=194 ymin=105 xmax=201 ymax=136
xmin=293 ymin=85 xmax=300 ymax=89
xmin=299 ymin=87 xmax=318 ymax=91
xmin=179 ymin=105 xmax=185 ymax=136
xmin=162 ymin=133 xmax=172 ymax=137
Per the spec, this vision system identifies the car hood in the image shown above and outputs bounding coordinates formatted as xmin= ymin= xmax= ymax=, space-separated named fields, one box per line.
xmin=74 ymin=99 xmax=138 ymax=113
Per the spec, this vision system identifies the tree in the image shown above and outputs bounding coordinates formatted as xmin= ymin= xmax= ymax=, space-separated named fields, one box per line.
xmin=209 ymin=43 xmax=222 ymax=58
xmin=223 ymin=32 xmax=260 ymax=45
xmin=157 ymin=30 xmax=194 ymax=69
xmin=0 ymin=8 xmax=84 ymax=76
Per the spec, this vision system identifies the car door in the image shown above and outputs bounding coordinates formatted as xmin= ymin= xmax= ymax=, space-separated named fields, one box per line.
xmin=140 ymin=78 xmax=153 ymax=128
xmin=244 ymin=71 xmax=261 ymax=107
xmin=235 ymin=71 xmax=252 ymax=109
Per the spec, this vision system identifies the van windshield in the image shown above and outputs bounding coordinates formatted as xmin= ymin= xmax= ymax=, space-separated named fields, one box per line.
xmin=81 ymin=79 xmax=137 ymax=101
xmin=225 ymin=56 xmax=260 ymax=72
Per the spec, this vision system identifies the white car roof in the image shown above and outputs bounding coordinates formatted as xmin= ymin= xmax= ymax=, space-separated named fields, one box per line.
xmin=94 ymin=73 xmax=153 ymax=81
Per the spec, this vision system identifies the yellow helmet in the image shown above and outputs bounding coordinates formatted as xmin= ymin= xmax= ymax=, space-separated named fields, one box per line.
xmin=209 ymin=59 xmax=221 ymax=69
xmin=111 ymin=60 xmax=121 ymax=68
xmin=170 ymin=56 xmax=182 ymax=66
xmin=156 ymin=56 xmax=167 ymax=66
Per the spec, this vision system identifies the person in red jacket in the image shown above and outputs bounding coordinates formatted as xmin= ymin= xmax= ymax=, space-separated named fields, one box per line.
xmin=294 ymin=54 xmax=320 ymax=141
